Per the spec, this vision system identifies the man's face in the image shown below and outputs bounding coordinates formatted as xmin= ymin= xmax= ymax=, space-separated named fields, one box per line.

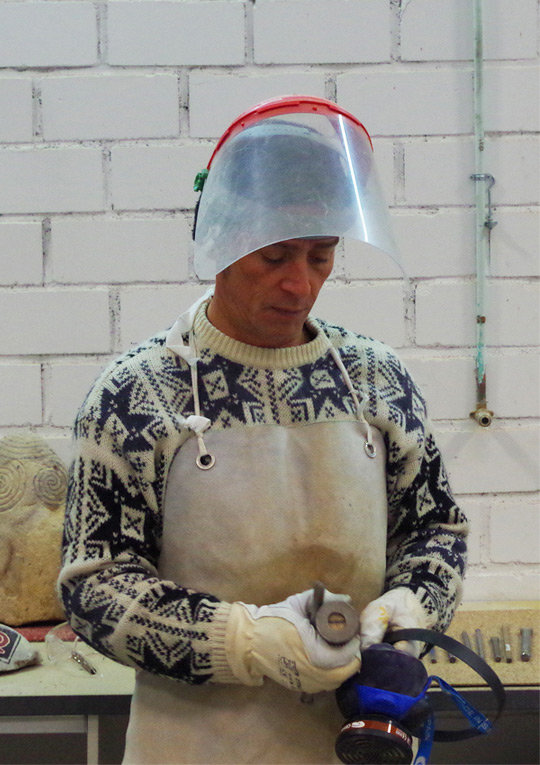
xmin=207 ymin=237 xmax=337 ymax=348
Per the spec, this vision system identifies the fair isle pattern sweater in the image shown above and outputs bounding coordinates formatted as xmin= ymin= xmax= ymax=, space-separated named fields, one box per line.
xmin=60 ymin=309 xmax=468 ymax=686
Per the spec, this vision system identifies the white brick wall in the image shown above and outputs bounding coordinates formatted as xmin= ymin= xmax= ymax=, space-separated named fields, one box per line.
xmin=109 ymin=143 xmax=210 ymax=211
xmin=1 ymin=0 xmax=538 ymax=604
xmin=40 ymin=74 xmax=180 ymax=141
xmin=0 ymin=78 xmax=33 ymax=142
xmin=49 ymin=217 xmax=191 ymax=284
xmin=0 ymin=1 xmax=98 ymax=68
xmin=253 ymin=0 xmax=391 ymax=64
xmin=107 ymin=1 xmax=245 ymax=66
xmin=0 ymin=147 xmax=104 ymax=213
xmin=0 ymin=222 xmax=43 ymax=284
xmin=400 ymin=0 xmax=538 ymax=61
xmin=1 ymin=289 xmax=111 ymax=355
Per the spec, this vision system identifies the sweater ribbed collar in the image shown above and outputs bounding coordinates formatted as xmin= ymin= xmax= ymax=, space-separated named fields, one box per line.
xmin=193 ymin=300 xmax=330 ymax=370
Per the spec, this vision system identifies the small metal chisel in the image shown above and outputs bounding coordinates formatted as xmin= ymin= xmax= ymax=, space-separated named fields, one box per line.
xmin=461 ymin=630 xmax=472 ymax=651
xmin=520 ymin=628 xmax=532 ymax=662
xmin=474 ymin=629 xmax=485 ymax=659
xmin=490 ymin=636 xmax=502 ymax=662
xmin=502 ymin=625 xmax=513 ymax=663
xmin=71 ymin=649 xmax=97 ymax=675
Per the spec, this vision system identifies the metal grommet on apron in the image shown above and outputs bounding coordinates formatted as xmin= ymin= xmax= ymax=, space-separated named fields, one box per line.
xmin=364 ymin=441 xmax=376 ymax=459
xmin=196 ymin=452 xmax=215 ymax=470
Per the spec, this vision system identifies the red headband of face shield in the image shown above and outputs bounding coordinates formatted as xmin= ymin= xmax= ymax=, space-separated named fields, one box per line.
xmin=206 ymin=95 xmax=374 ymax=170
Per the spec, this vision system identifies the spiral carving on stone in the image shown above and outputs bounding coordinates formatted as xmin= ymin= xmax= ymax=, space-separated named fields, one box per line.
xmin=33 ymin=461 xmax=68 ymax=508
xmin=0 ymin=460 xmax=26 ymax=512
xmin=0 ymin=432 xmax=68 ymax=511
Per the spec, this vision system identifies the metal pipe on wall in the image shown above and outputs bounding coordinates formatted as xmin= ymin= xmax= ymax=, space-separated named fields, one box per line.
xmin=470 ymin=0 xmax=496 ymax=427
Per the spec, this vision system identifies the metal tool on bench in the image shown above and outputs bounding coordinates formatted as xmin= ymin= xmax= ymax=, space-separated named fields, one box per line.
xmin=520 ymin=628 xmax=532 ymax=662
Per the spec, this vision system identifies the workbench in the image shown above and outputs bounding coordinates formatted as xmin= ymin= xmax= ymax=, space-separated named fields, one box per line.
xmin=0 ymin=642 xmax=134 ymax=764
xmin=0 ymin=601 xmax=538 ymax=764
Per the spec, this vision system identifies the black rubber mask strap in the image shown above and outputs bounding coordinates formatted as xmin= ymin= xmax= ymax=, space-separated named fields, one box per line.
xmin=386 ymin=628 xmax=506 ymax=742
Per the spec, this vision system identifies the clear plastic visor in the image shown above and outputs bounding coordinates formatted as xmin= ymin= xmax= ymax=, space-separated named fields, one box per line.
xmin=193 ymin=111 xmax=399 ymax=279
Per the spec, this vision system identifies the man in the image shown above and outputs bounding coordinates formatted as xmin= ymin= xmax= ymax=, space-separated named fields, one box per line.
xmin=59 ymin=96 xmax=467 ymax=764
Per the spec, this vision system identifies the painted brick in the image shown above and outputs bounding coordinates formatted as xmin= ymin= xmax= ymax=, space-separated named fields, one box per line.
xmin=371 ymin=139 xmax=396 ymax=206
xmin=342 ymin=239 xmax=404 ymax=281
xmin=119 ymin=284 xmax=206 ymax=349
xmin=415 ymin=281 xmax=474 ymax=347
xmin=484 ymin=66 xmax=540 ymax=133
xmin=0 ymin=147 xmax=104 ymax=214
xmin=0 ymin=289 xmax=110 ymax=355
xmin=110 ymin=143 xmax=210 ymax=211
xmin=404 ymin=136 xmax=540 ymax=207
xmin=485 ymin=136 xmax=540 ymax=205
xmin=0 ymin=364 xmax=42 ymax=425
xmin=415 ymin=280 xmax=540 ymax=347
xmin=462 ymin=571 xmax=540 ymax=603
xmin=399 ymin=354 xmax=475 ymax=421
xmin=403 ymin=138 xmax=474 ymax=207
xmin=488 ymin=351 xmax=540 ymax=420
xmin=391 ymin=209 xmax=475 ymax=279
xmin=436 ymin=423 xmax=540 ymax=494
xmin=47 ymin=361 xmax=109 ymax=427
xmin=314 ymin=282 xmax=406 ymax=348
xmin=490 ymin=499 xmax=540 ymax=563
xmin=0 ymin=1 xmax=97 ymax=68
xmin=0 ymin=78 xmax=33 ymax=142
xmin=456 ymin=495 xmax=491 ymax=566
xmin=254 ymin=0 xmax=390 ymax=64
xmin=407 ymin=350 xmax=539 ymax=422
xmin=401 ymin=0 xmax=538 ymax=62
xmin=477 ymin=281 xmax=540 ymax=347
xmin=485 ymin=136 xmax=540 ymax=207
xmin=403 ymin=350 xmax=540 ymax=422
xmin=337 ymin=68 xmax=472 ymax=136
xmin=188 ymin=72 xmax=326 ymax=138
xmin=49 ymin=217 xmax=191 ymax=284
xmin=108 ymin=1 xmax=244 ymax=66
xmin=40 ymin=74 xmax=180 ymax=141
xmin=490 ymin=209 xmax=540 ymax=278
xmin=0 ymin=222 xmax=43 ymax=285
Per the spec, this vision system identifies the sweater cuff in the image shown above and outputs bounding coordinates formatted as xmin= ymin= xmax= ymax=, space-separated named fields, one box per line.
xmin=208 ymin=600 xmax=238 ymax=683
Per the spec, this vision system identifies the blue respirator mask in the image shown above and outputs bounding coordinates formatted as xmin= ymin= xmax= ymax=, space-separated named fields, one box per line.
xmin=333 ymin=628 xmax=505 ymax=765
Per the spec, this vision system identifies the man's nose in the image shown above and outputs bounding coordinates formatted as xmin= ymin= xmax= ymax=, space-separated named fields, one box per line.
xmin=279 ymin=258 xmax=312 ymax=297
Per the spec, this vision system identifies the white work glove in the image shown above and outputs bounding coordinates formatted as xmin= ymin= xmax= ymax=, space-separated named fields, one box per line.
xmin=224 ymin=589 xmax=361 ymax=694
xmin=359 ymin=587 xmax=435 ymax=658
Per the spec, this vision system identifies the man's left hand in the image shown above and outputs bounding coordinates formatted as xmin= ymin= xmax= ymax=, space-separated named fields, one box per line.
xmin=359 ymin=587 xmax=435 ymax=657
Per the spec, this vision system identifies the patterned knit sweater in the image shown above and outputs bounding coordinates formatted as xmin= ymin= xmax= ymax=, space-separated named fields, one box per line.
xmin=59 ymin=307 xmax=468 ymax=686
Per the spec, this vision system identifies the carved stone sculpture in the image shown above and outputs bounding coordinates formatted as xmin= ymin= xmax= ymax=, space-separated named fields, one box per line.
xmin=0 ymin=433 xmax=68 ymax=625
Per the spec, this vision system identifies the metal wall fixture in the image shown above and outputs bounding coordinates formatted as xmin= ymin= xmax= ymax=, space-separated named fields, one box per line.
xmin=470 ymin=0 xmax=496 ymax=427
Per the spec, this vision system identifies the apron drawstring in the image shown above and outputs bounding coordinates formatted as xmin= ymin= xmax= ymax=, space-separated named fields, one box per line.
xmin=328 ymin=346 xmax=376 ymax=459
xmin=187 ymin=329 xmax=216 ymax=470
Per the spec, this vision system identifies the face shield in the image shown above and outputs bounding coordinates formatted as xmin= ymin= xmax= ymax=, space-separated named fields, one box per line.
xmin=193 ymin=96 xmax=399 ymax=280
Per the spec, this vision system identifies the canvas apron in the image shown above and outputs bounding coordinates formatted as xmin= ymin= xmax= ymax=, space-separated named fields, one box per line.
xmin=124 ymin=419 xmax=388 ymax=764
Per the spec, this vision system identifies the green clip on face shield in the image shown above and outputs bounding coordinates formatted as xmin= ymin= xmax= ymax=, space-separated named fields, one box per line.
xmin=192 ymin=95 xmax=400 ymax=280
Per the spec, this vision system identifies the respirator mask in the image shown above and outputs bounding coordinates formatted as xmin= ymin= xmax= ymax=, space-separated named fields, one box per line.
xmin=308 ymin=587 xmax=505 ymax=765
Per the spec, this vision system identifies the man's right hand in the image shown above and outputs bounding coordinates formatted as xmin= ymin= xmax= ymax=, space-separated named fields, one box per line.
xmin=223 ymin=590 xmax=361 ymax=694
